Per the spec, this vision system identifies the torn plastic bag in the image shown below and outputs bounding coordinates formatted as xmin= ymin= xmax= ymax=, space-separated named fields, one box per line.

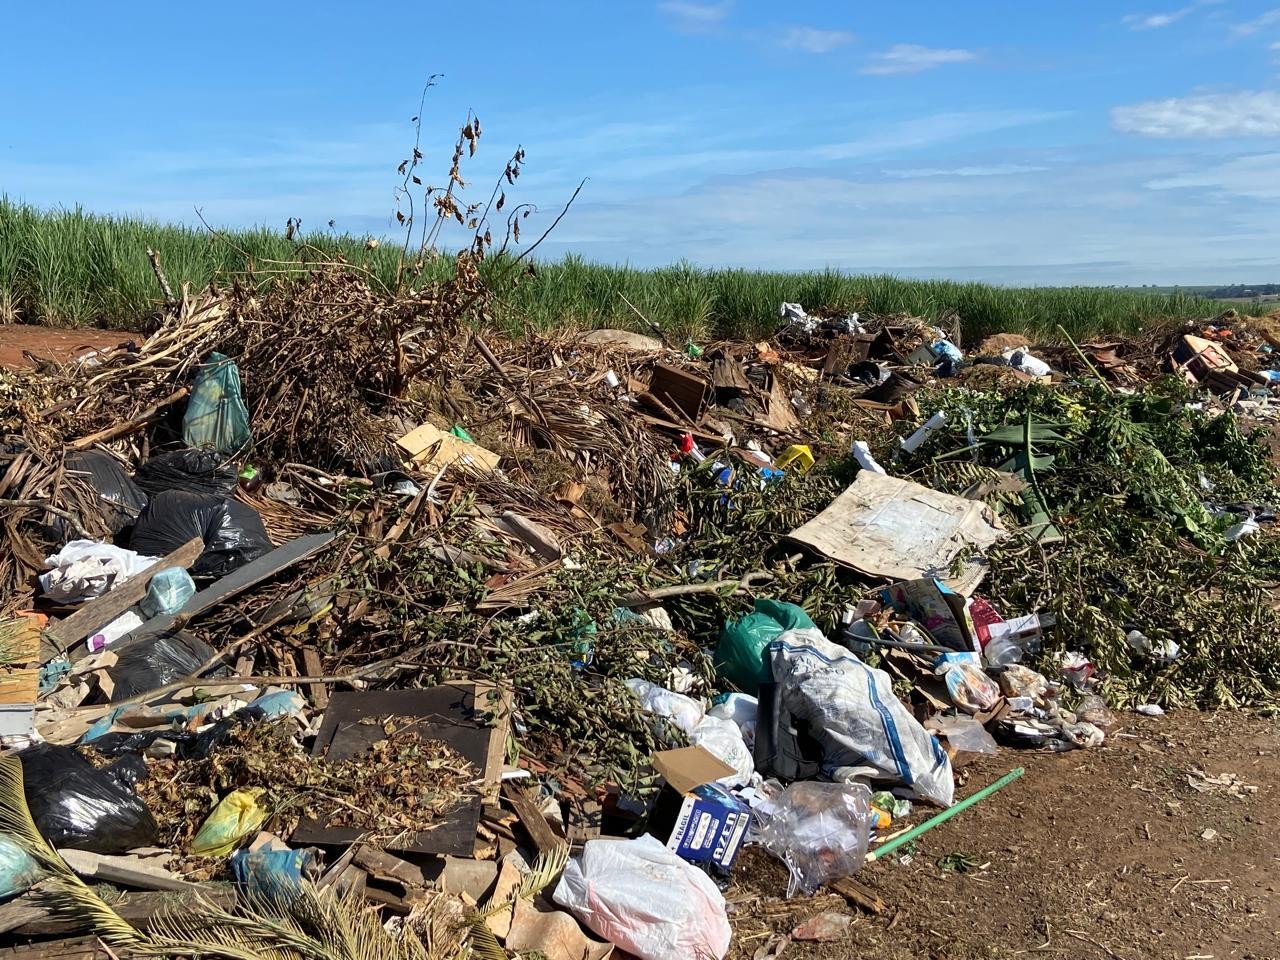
xmin=553 ymin=835 xmax=731 ymax=960
xmin=135 ymin=449 xmax=239 ymax=498
xmin=0 ymin=836 xmax=43 ymax=901
xmin=19 ymin=744 xmax=158 ymax=853
xmin=757 ymin=781 xmax=874 ymax=896
xmin=39 ymin=540 xmax=159 ymax=604
xmin=129 ymin=491 xmax=271 ymax=578
xmin=716 ymin=599 xmax=816 ymax=695
xmin=769 ymin=628 xmax=954 ymax=806
xmin=929 ymin=714 xmax=998 ymax=756
xmin=63 ymin=450 xmax=148 ymax=534
xmin=104 ymin=631 xmax=221 ymax=702
xmin=183 ymin=352 xmax=251 ymax=456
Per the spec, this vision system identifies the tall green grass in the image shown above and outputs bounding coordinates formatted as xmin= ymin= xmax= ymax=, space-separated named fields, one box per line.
xmin=0 ymin=198 xmax=1234 ymax=343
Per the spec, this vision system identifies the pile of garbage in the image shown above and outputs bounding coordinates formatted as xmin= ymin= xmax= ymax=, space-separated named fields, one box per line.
xmin=1 ymin=276 xmax=1279 ymax=960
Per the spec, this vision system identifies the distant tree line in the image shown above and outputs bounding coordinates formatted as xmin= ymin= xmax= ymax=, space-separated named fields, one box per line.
xmin=1202 ymin=283 xmax=1280 ymax=299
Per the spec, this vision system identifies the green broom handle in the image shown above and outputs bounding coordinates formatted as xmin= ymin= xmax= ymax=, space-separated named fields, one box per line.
xmin=867 ymin=766 xmax=1025 ymax=862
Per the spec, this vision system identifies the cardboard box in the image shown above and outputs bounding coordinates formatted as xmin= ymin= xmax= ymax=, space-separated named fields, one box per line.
xmin=649 ymin=746 xmax=751 ymax=871
xmin=396 ymin=422 xmax=500 ymax=473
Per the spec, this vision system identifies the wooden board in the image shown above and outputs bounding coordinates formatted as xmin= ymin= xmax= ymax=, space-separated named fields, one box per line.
xmin=116 ymin=532 xmax=335 ymax=648
xmin=291 ymin=682 xmax=510 ymax=857
xmin=646 ymin=363 xmax=710 ymax=423
xmin=43 ymin=537 xmax=204 ymax=653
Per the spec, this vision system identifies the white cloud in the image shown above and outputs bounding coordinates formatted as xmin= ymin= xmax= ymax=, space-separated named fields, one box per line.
xmin=657 ymin=1 xmax=731 ymax=33
xmin=1112 ymin=90 xmax=1280 ymax=137
xmin=1123 ymin=7 xmax=1194 ymax=29
xmin=1233 ymin=7 xmax=1280 ymax=35
xmin=889 ymin=164 xmax=1050 ymax=178
xmin=781 ymin=26 xmax=855 ymax=54
xmin=860 ymin=44 xmax=978 ymax=76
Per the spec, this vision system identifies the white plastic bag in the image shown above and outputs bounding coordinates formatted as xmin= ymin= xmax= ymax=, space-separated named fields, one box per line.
xmin=625 ymin=678 xmax=703 ymax=735
xmin=690 ymin=714 xmax=755 ymax=788
xmin=770 ymin=628 xmax=954 ymax=806
xmin=757 ymin=781 xmax=874 ymax=897
xmin=707 ymin=693 xmax=758 ymax=750
xmin=40 ymin=541 xmax=158 ymax=604
xmin=553 ymin=835 xmax=731 ymax=960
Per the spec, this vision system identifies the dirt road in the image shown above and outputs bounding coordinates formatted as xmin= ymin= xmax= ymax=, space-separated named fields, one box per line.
xmin=0 ymin=324 xmax=135 ymax=370
xmin=730 ymin=710 xmax=1278 ymax=960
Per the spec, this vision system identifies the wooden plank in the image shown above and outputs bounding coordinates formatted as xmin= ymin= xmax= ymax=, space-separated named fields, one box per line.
xmin=44 ymin=537 xmax=204 ymax=652
xmin=0 ymin=889 xmax=234 ymax=936
xmin=117 ymin=532 xmax=336 ymax=648
xmin=58 ymin=849 xmax=201 ymax=894
xmin=301 ymin=648 xmax=328 ymax=709
xmin=501 ymin=783 xmax=563 ymax=855
xmin=0 ymin=937 xmax=107 ymax=960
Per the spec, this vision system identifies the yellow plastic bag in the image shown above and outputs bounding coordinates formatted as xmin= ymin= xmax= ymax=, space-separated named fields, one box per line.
xmin=190 ymin=788 xmax=267 ymax=856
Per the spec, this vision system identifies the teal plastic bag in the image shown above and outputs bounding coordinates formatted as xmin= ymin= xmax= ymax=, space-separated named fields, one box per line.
xmin=183 ymin=352 xmax=251 ymax=455
xmin=140 ymin=567 xmax=196 ymax=617
xmin=0 ymin=836 xmax=43 ymax=901
xmin=716 ymin=599 xmax=816 ymax=694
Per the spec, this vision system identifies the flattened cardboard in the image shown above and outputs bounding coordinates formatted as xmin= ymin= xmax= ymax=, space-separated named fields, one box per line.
xmin=651 ymin=746 xmax=735 ymax=796
xmin=786 ymin=471 xmax=1006 ymax=595
xmin=396 ymin=422 xmax=500 ymax=473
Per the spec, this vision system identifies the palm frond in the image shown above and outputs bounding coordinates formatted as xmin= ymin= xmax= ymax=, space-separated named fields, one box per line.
xmin=476 ymin=841 xmax=568 ymax=919
xmin=467 ymin=918 xmax=507 ymax=960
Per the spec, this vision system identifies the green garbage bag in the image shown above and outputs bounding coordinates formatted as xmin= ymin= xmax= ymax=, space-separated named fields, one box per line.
xmin=183 ymin=352 xmax=251 ymax=455
xmin=716 ymin=599 xmax=816 ymax=694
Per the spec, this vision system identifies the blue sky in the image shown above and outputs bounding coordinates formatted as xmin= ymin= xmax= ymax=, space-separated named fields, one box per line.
xmin=4 ymin=1 xmax=1280 ymax=284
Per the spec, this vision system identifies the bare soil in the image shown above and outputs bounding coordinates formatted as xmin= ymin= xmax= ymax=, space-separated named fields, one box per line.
xmin=729 ymin=710 xmax=1279 ymax=960
xmin=0 ymin=324 xmax=136 ymax=370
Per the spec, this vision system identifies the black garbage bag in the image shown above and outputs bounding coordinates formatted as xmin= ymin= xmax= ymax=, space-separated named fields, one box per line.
xmin=104 ymin=631 xmax=222 ymax=702
xmin=63 ymin=450 xmax=148 ymax=534
xmin=19 ymin=744 xmax=158 ymax=853
xmin=135 ymin=449 xmax=238 ymax=498
xmin=129 ymin=490 xmax=271 ymax=577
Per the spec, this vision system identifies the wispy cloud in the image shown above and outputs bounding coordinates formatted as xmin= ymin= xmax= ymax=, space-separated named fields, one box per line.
xmin=1123 ymin=7 xmax=1196 ymax=30
xmin=1112 ymin=90 xmax=1280 ymax=137
xmin=860 ymin=44 xmax=978 ymax=76
xmin=1123 ymin=0 xmax=1222 ymax=30
xmin=1146 ymin=152 xmax=1280 ymax=198
xmin=889 ymin=164 xmax=1050 ymax=178
xmin=781 ymin=26 xmax=855 ymax=54
xmin=1233 ymin=7 xmax=1280 ymax=35
xmin=657 ymin=0 xmax=731 ymax=33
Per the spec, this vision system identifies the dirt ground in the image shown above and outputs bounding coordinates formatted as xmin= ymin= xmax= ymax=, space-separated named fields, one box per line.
xmin=729 ymin=710 xmax=1279 ymax=960
xmin=0 ymin=324 xmax=135 ymax=370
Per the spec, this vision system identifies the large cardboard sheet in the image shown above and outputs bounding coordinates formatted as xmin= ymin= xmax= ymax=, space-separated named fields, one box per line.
xmin=786 ymin=472 xmax=1006 ymax=595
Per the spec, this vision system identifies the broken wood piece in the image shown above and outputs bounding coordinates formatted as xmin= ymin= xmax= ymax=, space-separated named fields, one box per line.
xmin=501 ymin=783 xmax=564 ymax=855
xmin=828 ymin=876 xmax=886 ymax=915
xmin=646 ymin=363 xmax=711 ymax=423
xmin=350 ymin=844 xmax=427 ymax=889
xmin=44 ymin=537 xmax=204 ymax=653
xmin=496 ymin=512 xmax=563 ymax=562
xmin=0 ymin=937 xmax=109 ymax=959
xmin=300 ymin=648 xmax=328 ymax=710
xmin=68 ymin=388 xmax=190 ymax=451
xmin=0 ymin=888 xmax=234 ymax=936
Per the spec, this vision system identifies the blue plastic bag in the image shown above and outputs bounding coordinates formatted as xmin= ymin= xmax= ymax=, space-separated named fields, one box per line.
xmin=183 ymin=353 xmax=251 ymax=455
xmin=231 ymin=847 xmax=316 ymax=901
xmin=0 ymin=836 xmax=42 ymax=901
